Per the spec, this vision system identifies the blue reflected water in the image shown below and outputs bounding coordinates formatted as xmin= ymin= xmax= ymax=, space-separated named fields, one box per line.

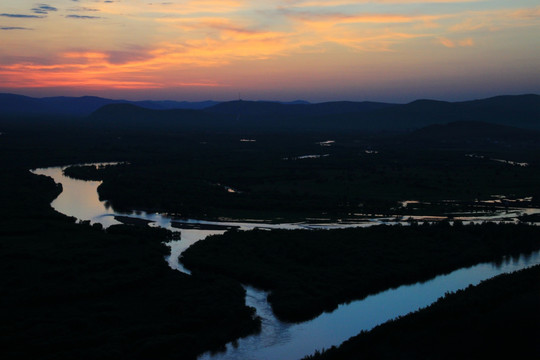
xmin=31 ymin=164 xmax=540 ymax=360
xmin=199 ymin=251 xmax=540 ymax=360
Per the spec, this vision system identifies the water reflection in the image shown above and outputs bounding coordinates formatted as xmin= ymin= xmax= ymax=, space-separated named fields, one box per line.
xmin=200 ymin=250 xmax=540 ymax=360
xmin=31 ymin=165 xmax=121 ymax=228
xmin=166 ymin=230 xmax=223 ymax=273
xmin=31 ymin=163 xmax=540 ymax=360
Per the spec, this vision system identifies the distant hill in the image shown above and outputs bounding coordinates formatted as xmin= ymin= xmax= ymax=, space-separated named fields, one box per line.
xmin=88 ymin=94 xmax=540 ymax=134
xmin=89 ymin=103 xmax=227 ymax=131
xmin=363 ymin=94 xmax=540 ymax=131
xmin=205 ymin=100 xmax=394 ymax=118
xmin=0 ymin=93 xmax=219 ymax=117
xmin=0 ymin=93 xmax=58 ymax=116
xmin=132 ymin=99 xmax=219 ymax=111
xmin=3 ymin=92 xmax=539 ymax=134
xmin=87 ymin=96 xmax=536 ymax=134
xmin=89 ymin=102 xmax=395 ymax=133
xmin=206 ymin=95 xmax=540 ymax=132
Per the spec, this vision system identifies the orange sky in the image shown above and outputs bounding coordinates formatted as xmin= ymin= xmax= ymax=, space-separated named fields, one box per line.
xmin=1 ymin=0 xmax=539 ymax=102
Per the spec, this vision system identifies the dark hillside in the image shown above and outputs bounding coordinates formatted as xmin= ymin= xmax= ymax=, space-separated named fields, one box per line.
xmin=205 ymin=100 xmax=394 ymax=118
xmin=0 ymin=93 xmax=57 ymax=116
xmin=86 ymin=95 xmax=540 ymax=133
xmin=406 ymin=121 xmax=540 ymax=148
xmin=0 ymin=93 xmax=219 ymax=117
xmin=366 ymin=94 xmax=540 ymax=131
xmin=89 ymin=103 xmax=225 ymax=131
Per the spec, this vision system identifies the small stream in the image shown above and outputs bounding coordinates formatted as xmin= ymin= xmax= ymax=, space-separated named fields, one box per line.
xmin=31 ymin=164 xmax=540 ymax=360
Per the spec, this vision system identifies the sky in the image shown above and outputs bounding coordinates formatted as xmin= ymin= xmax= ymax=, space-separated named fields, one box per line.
xmin=0 ymin=0 xmax=539 ymax=102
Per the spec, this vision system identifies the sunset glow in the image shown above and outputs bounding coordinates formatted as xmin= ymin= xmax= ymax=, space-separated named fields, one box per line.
xmin=1 ymin=0 xmax=539 ymax=101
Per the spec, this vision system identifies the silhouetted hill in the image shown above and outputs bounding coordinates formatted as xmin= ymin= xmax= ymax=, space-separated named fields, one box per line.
xmin=133 ymin=99 xmax=219 ymax=110
xmin=202 ymin=95 xmax=540 ymax=132
xmin=6 ymin=93 xmax=538 ymax=133
xmin=0 ymin=93 xmax=219 ymax=117
xmin=87 ymin=95 xmax=540 ymax=134
xmin=89 ymin=102 xmax=393 ymax=133
xmin=366 ymin=94 xmax=540 ymax=130
xmin=282 ymin=100 xmax=311 ymax=105
xmin=0 ymin=93 xmax=57 ymax=116
xmin=89 ymin=103 xmax=226 ymax=130
xmin=205 ymin=100 xmax=394 ymax=118
xmin=38 ymin=95 xmax=122 ymax=116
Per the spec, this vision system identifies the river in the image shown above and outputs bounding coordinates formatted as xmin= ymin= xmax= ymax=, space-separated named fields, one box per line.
xmin=31 ymin=164 xmax=540 ymax=360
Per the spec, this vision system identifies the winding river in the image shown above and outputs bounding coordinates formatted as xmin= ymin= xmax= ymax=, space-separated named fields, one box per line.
xmin=31 ymin=164 xmax=540 ymax=360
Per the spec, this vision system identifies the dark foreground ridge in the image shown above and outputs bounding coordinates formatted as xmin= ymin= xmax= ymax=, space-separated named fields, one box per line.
xmin=303 ymin=264 xmax=540 ymax=360
xmin=181 ymin=224 xmax=540 ymax=322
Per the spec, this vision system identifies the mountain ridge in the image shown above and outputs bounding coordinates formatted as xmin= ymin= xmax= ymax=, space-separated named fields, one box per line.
xmin=0 ymin=93 xmax=220 ymax=117
xmin=87 ymin=94 xmax=540 ymax=133
xmin=2 ymin=93 xmax=539 ymax=134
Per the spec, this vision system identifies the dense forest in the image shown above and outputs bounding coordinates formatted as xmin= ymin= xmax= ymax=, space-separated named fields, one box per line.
xmin=0 ymin=168 xmax=260 ymax=360
xmin=61 ymin=130 xmax=540 ymax=221
xmin=303 ymin=265 xmax=540 ymax=360
xmin=1 ymin=94 xmax=540 ymax=359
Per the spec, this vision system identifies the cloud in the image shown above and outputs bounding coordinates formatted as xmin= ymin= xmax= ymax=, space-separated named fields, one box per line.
xmin=62 ymin=48 xmax=155 ymax=65
xmin=1 ymin=0 xmax=538 ymax=94
xmin=283 ymin=10 xmax=443 ymax=25
xmin=106 ymin=50 xmax=155 ymax=64
xmin=68 ymin=7 xmax=100 ymax=12
xmin=177 ymin=17 xmax=277 ymax=36
xmin=438 ymin=37 xmax=474 ymax=48
xmin=0 ymin=49 xmax=226 ymax=90
xmin=449 ymin=6 xmax=540 ymax=33
xmin=66 ymin=15 xmax=101 ymax=19
xmin=438 ymin=37 xmax=456 ymax=48
xmin=32 ymin=4 xmax=58 ymax=15
xmin=284 ymin=0 xmax=483 ymax=5
xmin=458 ymin=38 xmax=474 ymax=47
xmin=1 ymin=27 xmax=33 ymax=30
xmin=0 ymin=55 xmax=56 ymax=66
xmin=0 ymin=13 xmax=44 ymax=19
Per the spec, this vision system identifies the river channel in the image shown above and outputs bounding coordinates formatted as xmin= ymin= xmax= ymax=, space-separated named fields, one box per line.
xmin=31 ymin=164 xmax=540 ymax=360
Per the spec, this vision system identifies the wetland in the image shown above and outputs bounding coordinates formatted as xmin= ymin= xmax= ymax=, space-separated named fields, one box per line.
xmin=2 ymin=96 xmax=540 ymax=359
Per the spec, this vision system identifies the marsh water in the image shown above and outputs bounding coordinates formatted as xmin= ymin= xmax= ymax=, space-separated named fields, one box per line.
xmin=31 ymin=164 xmax=540 ymax=360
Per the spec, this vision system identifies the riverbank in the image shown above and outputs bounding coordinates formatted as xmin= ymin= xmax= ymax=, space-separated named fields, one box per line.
xmin=28 ymin=162 xmax=540 ymax=360
xmin=3 ymin=114 xmax=540 ymax=360
xmin=0 ymin=168 xmax=260 ymax=360
xmin=60 ymin=133 xmax=540 ymax=222
xmin=303 ymin=264 xmax=540 ymax=360
xmin=181 ymin=223 xmax=540 ymax=322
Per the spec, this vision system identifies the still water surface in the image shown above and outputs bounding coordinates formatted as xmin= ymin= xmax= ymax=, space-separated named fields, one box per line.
xmin=200 ymin=252 xmax=540 ymax=360
xmin=31 ymin=164 xmax=540 ymax=360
